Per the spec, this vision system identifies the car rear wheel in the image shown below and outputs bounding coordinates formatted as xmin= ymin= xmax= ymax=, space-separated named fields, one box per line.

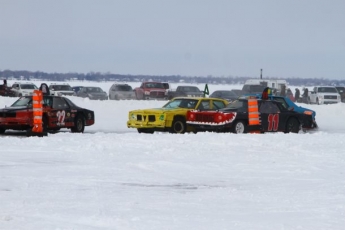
xmin=285 ymin=118 xmax=300 ymax=133
xmin=137 ymin=128 xmax=154 ymax=134
xmin=170 ymin=118 xmax=186 ymax=134
xmin=231 ymin=120 xmax=247 ymax=134
xmin=71 ymin=115 xmax=85 ymax=133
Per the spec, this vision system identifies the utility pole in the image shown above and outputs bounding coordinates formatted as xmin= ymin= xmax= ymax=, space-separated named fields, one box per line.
xmin=260 ymin=69 xmax=263 ymax=79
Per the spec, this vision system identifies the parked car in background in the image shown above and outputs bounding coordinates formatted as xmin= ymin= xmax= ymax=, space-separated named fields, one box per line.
xmin=49 ymin=83 xmax=75 ymax=96
xmin=167 ymin=85 xmax=204 ymax=99
xmin=109 ymin=83 xmax=136 ymax=100
xmin=76 ymin=86 xmax=108 ymax=100
xmin=11 ymin=82 xmax=38 ymax=97
xmin=72 ymin=86 xmax=84 ymax=95
xmin=134 ymin=81 xmax=168 ymax=100
xmin=309 ymin=86 xmax=341 ymax=104
xmin=209 ymin=90 xmax=239 ymax=102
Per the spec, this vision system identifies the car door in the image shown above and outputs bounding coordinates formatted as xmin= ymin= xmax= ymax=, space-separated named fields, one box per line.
xmin=50 ymin=97 xmax=74 ymax=128
xmin=259 ymin=101 xmax=282 ymax=132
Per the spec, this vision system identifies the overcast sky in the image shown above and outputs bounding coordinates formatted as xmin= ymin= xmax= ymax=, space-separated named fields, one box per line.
xmin=0 ymin=0 xmax=344 ymax=79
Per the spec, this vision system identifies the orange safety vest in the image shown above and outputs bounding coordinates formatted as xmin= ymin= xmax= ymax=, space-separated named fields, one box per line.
xmin=32 ymin=90 xmax=43 ymax=133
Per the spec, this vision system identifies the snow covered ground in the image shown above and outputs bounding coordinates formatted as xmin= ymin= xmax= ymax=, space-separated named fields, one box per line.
xmin=1 ymin=81 xmax=345 ymax=230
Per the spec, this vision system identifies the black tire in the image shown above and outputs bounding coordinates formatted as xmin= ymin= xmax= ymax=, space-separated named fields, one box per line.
xmin=71 ymin=115 xmax=85 ymax=133
xmin=26 ymin=128 xmax=32 ymax=137
xmin=170 ymin=118 xmax=186 ymax=134
xmin=231 ymin=120 xmax=247 ymax=134
xmin=137 ymin=128 xmax=154 ymax=134
xmin=285 ymin=118 xmax=300 ymax=133
xmin=0 ymin=127 xmax=5 ymax=134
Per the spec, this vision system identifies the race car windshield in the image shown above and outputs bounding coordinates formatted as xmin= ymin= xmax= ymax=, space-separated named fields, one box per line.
xmin=163 ymin=99 xmax=198 ymax=109
xmin=11 ymin=97 xmax=32 ymax=107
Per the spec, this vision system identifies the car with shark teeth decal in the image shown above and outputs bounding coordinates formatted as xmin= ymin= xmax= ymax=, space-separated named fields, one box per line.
xmin=186 ymin=98 xmax=317 ymax=134
xmin=127 ymin=97 xmax=229 ymax=134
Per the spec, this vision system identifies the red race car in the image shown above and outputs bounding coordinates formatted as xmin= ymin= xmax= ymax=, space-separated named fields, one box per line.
xmin=0 ymin=95 xmax=95 ymax=136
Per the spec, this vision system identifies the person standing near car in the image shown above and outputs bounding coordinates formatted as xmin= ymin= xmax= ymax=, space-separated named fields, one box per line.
xmin=294 ymin=88 xmax=300 ymax=102
xmin=302 ymin=88 xmax=309 ymax=104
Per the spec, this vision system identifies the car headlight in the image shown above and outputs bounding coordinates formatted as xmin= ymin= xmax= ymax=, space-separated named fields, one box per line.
xmin=130 ymin=114 xmax=137 ymax=120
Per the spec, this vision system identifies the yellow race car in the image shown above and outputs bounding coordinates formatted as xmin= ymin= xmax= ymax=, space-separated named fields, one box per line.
xmin=127 ymin=97 xmax=229 ymax=134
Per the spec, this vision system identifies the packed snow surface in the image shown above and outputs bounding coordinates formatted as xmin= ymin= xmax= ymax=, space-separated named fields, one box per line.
xmin=1 ymin=81 xmax=345 ymax=230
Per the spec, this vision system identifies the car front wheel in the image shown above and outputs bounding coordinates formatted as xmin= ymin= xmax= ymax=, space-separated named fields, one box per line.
xmin=170 ymin=118 xmax=186 ymax=134
xmin=232 ymin=120 xmax=247 ymax=134
xmin=285 ymin=118 xmax=300 ymax=133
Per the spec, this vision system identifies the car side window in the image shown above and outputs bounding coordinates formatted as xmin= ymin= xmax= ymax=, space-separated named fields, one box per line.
xmin=197 ymin=101 xmax=211 ymax=111
xmin=260 ymin=101 xmax=279 ymax=113
xmin=213 ymin=101 xmax=226 ymax=110
xmin=53 ymin=97 xmax=69 ymax=109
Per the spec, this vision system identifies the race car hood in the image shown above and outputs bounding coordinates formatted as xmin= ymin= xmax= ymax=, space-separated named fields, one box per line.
xmin=218 ymin=108 xmax=238 ymax=113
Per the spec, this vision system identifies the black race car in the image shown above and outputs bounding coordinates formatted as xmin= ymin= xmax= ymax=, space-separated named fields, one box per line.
xmin=0 ymin=95 xmax=95 ymax=136
xmin=186 ymin=98 xmax=317 ymax=134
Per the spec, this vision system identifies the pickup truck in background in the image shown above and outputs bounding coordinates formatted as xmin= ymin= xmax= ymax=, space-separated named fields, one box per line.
xmin=167 ymin=85 xmax=204 ymax=100
xmin=134 ymin=81 xmax=168 ymax=100
xmin=309 ymin=86 xmax=341 ymax=105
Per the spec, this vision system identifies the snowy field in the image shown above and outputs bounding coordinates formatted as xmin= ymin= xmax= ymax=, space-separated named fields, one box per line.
xmin=1 ymin=81 xmax=345 ymax=230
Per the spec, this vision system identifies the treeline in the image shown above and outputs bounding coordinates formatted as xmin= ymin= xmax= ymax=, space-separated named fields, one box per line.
xmin=0 ymin=69 xmax=344 ymax=86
